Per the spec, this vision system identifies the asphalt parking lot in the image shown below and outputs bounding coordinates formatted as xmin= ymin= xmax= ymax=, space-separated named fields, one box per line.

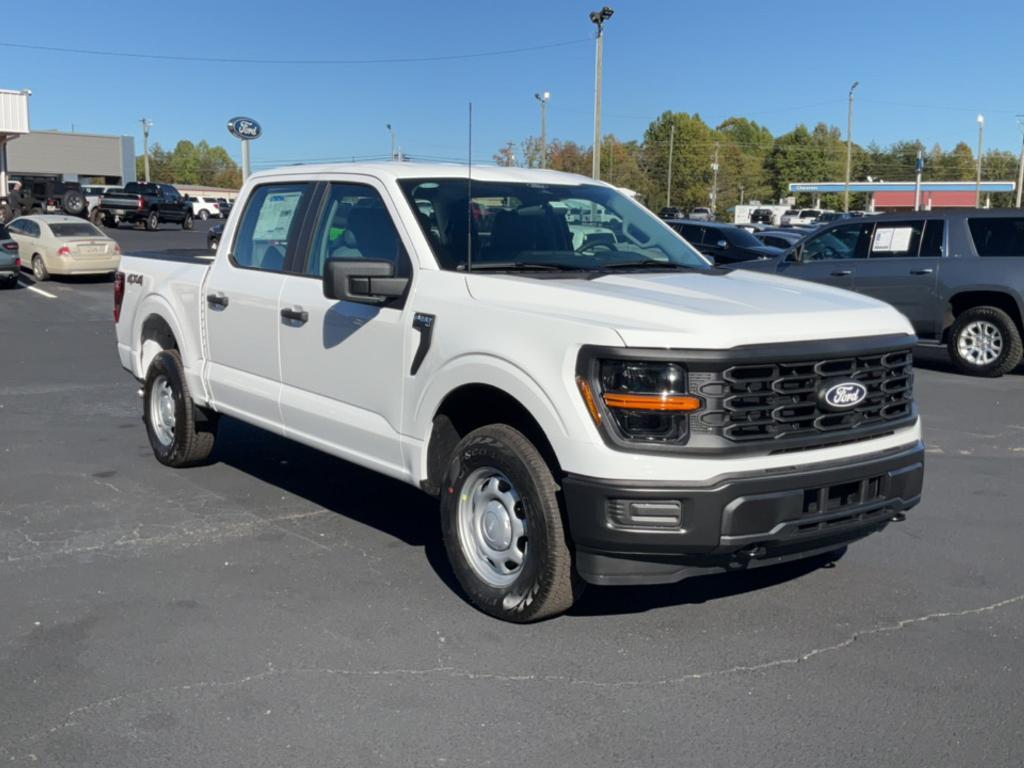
xmin=1 ymin=222 xmax=1023 ymax=767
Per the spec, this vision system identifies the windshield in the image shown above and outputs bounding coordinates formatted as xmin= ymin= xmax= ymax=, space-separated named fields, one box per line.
xmin=50 ymin=222 xmax=104 ymax=238
xmin=799 ymin=210 xmax=820 ymax=219
xmin=398 ymin=179 xmax=709 ymax=272
xmin=724 ymin=227 xmax=764 ymax=248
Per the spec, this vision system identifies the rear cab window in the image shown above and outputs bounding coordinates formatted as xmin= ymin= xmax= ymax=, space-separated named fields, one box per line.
xmin=968 ymin=217 xmax=1024 ymax=257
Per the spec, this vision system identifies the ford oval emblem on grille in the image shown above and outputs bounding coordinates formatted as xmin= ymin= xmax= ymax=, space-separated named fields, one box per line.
xmin=819 ymin=381 xmax=868 ymax=411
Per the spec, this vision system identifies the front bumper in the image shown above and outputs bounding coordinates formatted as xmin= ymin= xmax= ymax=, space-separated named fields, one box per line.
xmin=562 ymin=441 xmax=924 ymax=586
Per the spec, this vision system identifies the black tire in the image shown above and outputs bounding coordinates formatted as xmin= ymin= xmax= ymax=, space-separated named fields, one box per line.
xmin=31 ymin=255 xmax=49 ymax=282
xmin=89 ymin=207 xmax=105 ymax=226
xmin=947 ymin=305 xmax=1023 ymax=377
xmin=61 ymin=189 xmax=86 ymax=216
xmin=146 ymin=210 xmax=160 ymax=231
xmin=142 ymin=349 xmax=218 ymax=467
xmin=199 ymin=209 xmax=209 ymax=221
xmin=440 ymin=424 xmax=581 ymax=622
xmin=182 ymin=212 xmax=194 ymax=230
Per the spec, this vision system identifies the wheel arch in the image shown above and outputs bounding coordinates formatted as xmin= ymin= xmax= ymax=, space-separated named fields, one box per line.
xmin=945 ymin=289 xmax=1024 ymax=341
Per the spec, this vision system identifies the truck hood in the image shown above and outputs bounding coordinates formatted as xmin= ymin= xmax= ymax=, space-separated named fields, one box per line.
xmin=465 ymin=268 xmax=913 ymax=349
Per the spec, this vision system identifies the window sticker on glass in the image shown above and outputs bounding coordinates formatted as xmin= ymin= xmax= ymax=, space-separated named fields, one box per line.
xmin=873 ymin=227 xmax=915 ymax=253
xmin=253 ymin=192 xmax=302 ymax=240
xmin=873 ymin=227 xmax=895 ymax=251
xmin=889 ymin=227 xmax=914 ymax=252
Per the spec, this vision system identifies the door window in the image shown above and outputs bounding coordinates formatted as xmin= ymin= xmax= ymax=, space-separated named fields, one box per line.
xmin=919 ymin=220 xmax=945 ymax=257
xmin=869 ymin=221 xmax=923 ymax=257
xmin=968 ymin=217 xmax=1024 ymax=257
xmin=232 ymin=183 xmax=311 ymax=272
xmin=673 ymin=223 xmax=703 ymax=244
xmin=802 ymin=222 xmax=873 ymax=261
xmin=304 ymin=183 xmax=410 ymax=278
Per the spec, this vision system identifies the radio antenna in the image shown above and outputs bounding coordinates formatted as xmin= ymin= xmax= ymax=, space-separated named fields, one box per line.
xmin=466 ymin=101 xmax=473 ymax=273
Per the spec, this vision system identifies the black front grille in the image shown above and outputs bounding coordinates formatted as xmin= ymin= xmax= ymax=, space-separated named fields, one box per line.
xmin=694 ymin=349 xmax=914 ymax=445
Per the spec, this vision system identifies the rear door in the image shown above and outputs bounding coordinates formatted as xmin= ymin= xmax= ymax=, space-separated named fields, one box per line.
xmin=203 ymin=181 xmax=315 ymax=432
xmin=776 ymin=221 xmax=873 ymax=290
xmin=276 ymin=178 xmax=414 ymax=478
xmin=853 ymin=218 xmax=943 ymax=338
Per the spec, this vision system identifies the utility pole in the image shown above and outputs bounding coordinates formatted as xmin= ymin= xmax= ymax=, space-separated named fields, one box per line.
xmin=386 ymin=124 xmax=396 ymax=160
xmin=534 ymin=92 xmax=550 ymax=168
xmin=140 ymin=118 xmax=153 ymax=182
xmin=1015 ymin=116 xmax=1024 ymax=208
xmin=589 ymin=7 xmax=614 ymax=180
xmin=914 ymin=149 xmax=923 ymax=211
xmin=739 ymin=186 xmax=745 ymax=205
xmin=976 ymin=114 xmax=985 ymax=207
xmin=710 ymin=143 xmax=720 ymax=213
xmin=665 ymin=122 xmax=675 ymax=208
xmin=844 ymin=81 xmax=859 ymax=212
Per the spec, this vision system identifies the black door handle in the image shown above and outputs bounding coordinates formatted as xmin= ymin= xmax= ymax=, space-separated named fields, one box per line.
xmin=280 ymin=306 xmax=308 ymax=324
xmin=830 ymin=269 xmax=852 ymax=277
xmin=206 ymin=292 xmax=229 ymax=308
xmin=910 ymin=268 xmax=934 ymax=275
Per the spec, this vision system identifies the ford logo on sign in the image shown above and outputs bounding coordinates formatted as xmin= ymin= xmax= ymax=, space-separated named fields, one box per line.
xmin=819 ymin=381 xmax=868 ymax=411
xmin=227 ymin=117 xmax=262 ymax=141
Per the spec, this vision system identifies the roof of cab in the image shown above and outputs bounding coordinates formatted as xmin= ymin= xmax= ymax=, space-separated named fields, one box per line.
xmin=248 ymin=161 xmax=604 ymax=187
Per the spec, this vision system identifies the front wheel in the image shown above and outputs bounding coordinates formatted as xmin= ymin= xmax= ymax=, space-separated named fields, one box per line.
xmin=182 ymin=212 xmax=194 ymax=230
xmin=440 ymin=424 xmax=581 ymax=622
xmin=143 ymin=349 xmax=218 ymax=467
xmin=947 ymin=306 xmax=1023 ymax=377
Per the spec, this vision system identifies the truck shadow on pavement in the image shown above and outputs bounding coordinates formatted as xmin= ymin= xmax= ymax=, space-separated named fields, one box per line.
xmin=213 ymin=417 xmax=847 ymax=618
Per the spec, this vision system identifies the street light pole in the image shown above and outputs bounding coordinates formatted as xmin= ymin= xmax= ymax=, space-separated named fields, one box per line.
xmin=976 ymin=114 xmax=985 ymax=208
xmin=140 ymin=118 xmax=153 ymax=182
xmin=534 ymin=92 xmax=550 ymax=168
xmin=386 ymin=124 xmax=397 ymax=161
xmin=665 ymin=122 xmax=674 ymax=208
xmin=844 ymin=81 xmax=858 ymax=212
xmin=1015 ymin=116 xmax=1024 ymax=208
xmin=710 ymin=142 xmax=720 ymax=213
xmin=589 ymin=7 xmax=614 ymax=180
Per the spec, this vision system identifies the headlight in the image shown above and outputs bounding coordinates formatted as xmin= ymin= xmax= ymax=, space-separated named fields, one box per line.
xmin=576 ymin=358 xmax=702 ymax=445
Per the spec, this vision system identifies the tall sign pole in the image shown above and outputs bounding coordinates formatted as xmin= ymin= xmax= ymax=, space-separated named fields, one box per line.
xmin=228 ymin=116 xmax=262 ymax=182
xmin=844 ymin=81 xmax=858 ymax=212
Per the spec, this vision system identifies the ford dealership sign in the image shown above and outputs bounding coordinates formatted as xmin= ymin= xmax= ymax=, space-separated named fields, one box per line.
xmin=227 ymin=117 xmax=262 ymax=141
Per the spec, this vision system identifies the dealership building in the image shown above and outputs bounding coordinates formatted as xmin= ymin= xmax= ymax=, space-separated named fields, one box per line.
xmin=6 ymin=129 xmax=136 ymax=186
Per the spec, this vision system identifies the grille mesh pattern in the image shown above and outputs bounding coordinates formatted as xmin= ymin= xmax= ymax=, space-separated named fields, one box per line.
xmin=695 ymin=350 xmax=914 ymax=444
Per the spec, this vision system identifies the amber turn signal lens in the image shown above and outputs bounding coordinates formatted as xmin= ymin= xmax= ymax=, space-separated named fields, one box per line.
xmin=602 ymin=393 xmax=702 ymax=412
xmin=576 ymin=377 xmax=602 ymax=425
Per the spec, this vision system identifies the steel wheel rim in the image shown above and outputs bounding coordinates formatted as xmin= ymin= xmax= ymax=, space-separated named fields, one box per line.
xmin=958 ymin=321 xmax=1003 ymax=366
xmin=149 ymin=374 xmax=176 ymax=447
xmin=456 ymin=467 xmax=528 ymax=587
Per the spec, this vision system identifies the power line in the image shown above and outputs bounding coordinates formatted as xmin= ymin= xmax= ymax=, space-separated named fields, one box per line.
xmin=0 ymin=38 xmax=590 ymax=65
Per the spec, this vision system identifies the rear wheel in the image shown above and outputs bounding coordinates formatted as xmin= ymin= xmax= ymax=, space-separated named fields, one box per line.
xmin=182 ymin=212 xmax=194 ymax=230
xmin=32 ymin=255 xmax=49 ymax=282
xmin=199 ymin=209 xmax=209 ymax=221
xmin=440 ymin=424 xmax=581 ymax=622
xmin=143 ymin=349 xmax=218 ymax=467
xmin=146 ymin=210 xmax=160 ymax=231
xmin=948 ymin=306 xmax=1023 ymax=377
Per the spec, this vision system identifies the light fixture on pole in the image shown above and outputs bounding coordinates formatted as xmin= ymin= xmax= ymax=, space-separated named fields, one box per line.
xmin=140 ymin=118 xmax=153 ymax=182
xmin=844 ymin=81 xmax=859 ymax=212
xmin=976 ymin=114 xmax=985 ymax=207
xmin=534 ymin=92 xmax=550 ymax=169
xmin=386 ymin=124 xmax=397 ymax=161
xmin=589 ymin=6 xmax=614 ymax=180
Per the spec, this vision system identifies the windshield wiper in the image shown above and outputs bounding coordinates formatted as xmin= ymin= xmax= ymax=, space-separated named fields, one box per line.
xmin=463 ymin=261 xmax=594 ymax=272
xmin=600 ymin=260 xmax=703 ymax=271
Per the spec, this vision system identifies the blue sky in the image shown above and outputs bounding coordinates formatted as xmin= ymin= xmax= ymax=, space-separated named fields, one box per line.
xmin=6 ymin=0 xmax=1024 ymax=171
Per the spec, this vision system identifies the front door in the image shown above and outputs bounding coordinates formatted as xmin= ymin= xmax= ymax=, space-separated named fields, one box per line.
xmin=853 ymin=219 xmax=943 ymax=339
xmin=777 ymin=221 xmax=874 ymax=291
xmin=277 ymin=180 xmax=414 ymax=479
xmin=203 ymin=181 xmax=315 ymax=433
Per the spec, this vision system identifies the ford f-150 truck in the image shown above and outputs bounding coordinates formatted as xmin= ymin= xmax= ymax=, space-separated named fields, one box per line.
xmin=100 ymin=182 xmax=194 ymax=230
xmin=114 ymin=163 xmax=924 ymax=622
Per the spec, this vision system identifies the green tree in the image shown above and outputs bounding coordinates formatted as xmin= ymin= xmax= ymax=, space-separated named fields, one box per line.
xmin=642 ymin=111 xmax=716 ymax=211
xmin=136 ymin=139 xmax=242 ymax=187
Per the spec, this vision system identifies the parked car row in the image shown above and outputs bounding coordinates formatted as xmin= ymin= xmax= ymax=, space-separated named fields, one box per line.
xmin=667 ymin=219 xmax=782 ymax=264
xmin=659 ymin=206 xmax=715 ymax=222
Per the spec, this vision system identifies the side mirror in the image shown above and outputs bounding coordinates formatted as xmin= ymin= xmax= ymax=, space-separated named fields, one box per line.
xmin=716 ymin=240 xmax=728 ymax=249
xmin=324 ymin=259 xmax=408 ymax=304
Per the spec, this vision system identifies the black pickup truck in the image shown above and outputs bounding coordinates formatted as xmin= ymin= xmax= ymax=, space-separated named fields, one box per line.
xmin=99 ymin=182 xmax=194 ymax=231
xmin=735 ymin=209 xmax=1024 ymax=376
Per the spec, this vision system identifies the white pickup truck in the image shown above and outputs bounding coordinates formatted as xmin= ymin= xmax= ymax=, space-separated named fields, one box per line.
xmin=114 ymin=163 xmax=924 ymax=622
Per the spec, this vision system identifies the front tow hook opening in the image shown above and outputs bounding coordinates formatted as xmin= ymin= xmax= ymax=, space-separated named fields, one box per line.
xmin=738 ymin=544 xmax=768 ymax=560
xmin=890 ymin=511 xmax=907 ymax=523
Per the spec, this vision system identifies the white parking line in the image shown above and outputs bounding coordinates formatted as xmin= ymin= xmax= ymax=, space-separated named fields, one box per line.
xmin=18 ymin=277 xmax=58 ymax=299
